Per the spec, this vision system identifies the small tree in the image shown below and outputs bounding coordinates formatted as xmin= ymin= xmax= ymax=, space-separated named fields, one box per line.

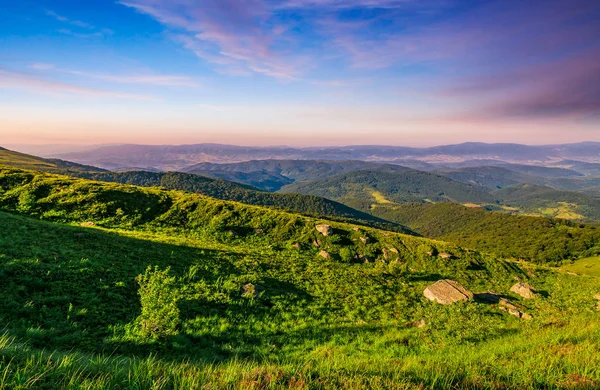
xmin=136 ymin=266 xmax=181 ymax=339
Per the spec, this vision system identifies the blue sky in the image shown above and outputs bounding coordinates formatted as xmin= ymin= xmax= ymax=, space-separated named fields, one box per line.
xmin=1 ymin=0 xmax=599 ymax=146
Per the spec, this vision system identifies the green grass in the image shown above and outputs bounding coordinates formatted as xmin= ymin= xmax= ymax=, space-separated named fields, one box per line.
xmin=0 ymin=167 xmax=599 ymax=388
xmin=562 ymin=256 xmax=600 ymax=277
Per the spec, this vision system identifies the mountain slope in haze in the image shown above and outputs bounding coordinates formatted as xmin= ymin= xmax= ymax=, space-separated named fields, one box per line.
xmin=437 ymin=166 xmax=547 ymax=190
xmin=438 ymin=164 xmax=600 ymax=197
xmin=371 ymin=202 xmax=600 ymax=264
xmin=280 ymin=170 xmax=496 ymax=210
xmin=183 ymin=159 xmax=407 ymax=190
xmin=494 ymin=184 xmax=600 ymax=221
xmin=0 ymin=147 xmax=107 ymax=174
xmin=67 ymin=171 xmax=410 ymax=233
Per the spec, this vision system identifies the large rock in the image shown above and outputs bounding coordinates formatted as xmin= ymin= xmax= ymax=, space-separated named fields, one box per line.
xmin=316 ymin=224 xmax=333 ymax=237
xmin=423 ymin=280 xmax=473 ymax=305
xmin=510 ymin=283 xmax=537 ymax=299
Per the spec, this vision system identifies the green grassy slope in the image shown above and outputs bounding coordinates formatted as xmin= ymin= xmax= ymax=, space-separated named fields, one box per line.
xmin=0 ymin=170 xmax=599 ymax=388
xmin=370 ymin=202 xmax=600 ymax=264
xmin=280 ymin=170 xmax=496 ymax=209
xmin=562 ymin=256 xmax=600 ymax=277
xmin=71 ymin=170 xmax=404 ymax=232
xmin=0 ymin=147 xmax=106 ymax=174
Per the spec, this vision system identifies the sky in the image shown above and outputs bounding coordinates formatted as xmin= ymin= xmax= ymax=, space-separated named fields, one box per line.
xmin=1 ymin=0 xmax=599 ymax=147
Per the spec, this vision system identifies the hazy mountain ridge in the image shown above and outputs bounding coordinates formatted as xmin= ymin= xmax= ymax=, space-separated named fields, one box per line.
xmin=50 ymin=142 xmax=600 ymax=171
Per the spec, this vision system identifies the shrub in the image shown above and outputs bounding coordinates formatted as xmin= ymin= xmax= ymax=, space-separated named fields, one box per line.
xmin=135 ymin=266 xmax=181 ymax=339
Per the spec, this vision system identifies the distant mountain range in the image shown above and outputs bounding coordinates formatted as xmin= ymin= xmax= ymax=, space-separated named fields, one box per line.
xmin=47 ymin=142 xmax=600 ymax=171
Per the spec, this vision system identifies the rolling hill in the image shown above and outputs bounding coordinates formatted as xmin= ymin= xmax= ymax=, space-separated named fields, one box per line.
xmin=39 ymin=170 xmax=410 ymax=233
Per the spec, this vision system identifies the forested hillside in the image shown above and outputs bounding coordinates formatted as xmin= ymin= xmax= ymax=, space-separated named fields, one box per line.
xmin=495 ymin=184 xmax=600 ymax=220
xmin=280 ymin=170 xmax=496 ymax=209
xmin=371 ymin=202 xmax=600 ymax=264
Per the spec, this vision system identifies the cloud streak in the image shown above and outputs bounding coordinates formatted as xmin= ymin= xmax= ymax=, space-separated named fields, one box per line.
xmin=0 ymin=68 xmax=161 ymax=101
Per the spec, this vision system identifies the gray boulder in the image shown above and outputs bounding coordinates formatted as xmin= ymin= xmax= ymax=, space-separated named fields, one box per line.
xmin=316 ymin=224 xmax=333 ymax=236
xmin=423 ymin=280 xmax=473 ymax=305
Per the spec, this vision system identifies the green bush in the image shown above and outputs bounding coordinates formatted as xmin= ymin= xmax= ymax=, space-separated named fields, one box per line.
xmin=135 ymin=266 xmax=181 ymax=339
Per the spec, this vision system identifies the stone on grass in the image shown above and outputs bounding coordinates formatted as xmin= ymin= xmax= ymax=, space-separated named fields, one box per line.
xmin=316 ymin=224 xmax=333 ymax=236
xmin=438 ymin=252 xmax=453 ymax=260
xmin=319 ymin=250 xmax=332 ymax=260
xmin=510 ymin=283 xmax=537 ymax=299
xmin=498 ymin=298 xmax=532 ymax=320
xmin=360 ymin=237 xmax=370 ymax=244
xmin=593 ymin=294 xmax=600 ymax=301
xmin=423 ymin=280 xmax=473 ymax=305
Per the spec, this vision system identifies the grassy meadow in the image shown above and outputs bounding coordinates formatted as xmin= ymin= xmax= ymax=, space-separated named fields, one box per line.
xmin=0 ymin=167 xmax=599 ymax=388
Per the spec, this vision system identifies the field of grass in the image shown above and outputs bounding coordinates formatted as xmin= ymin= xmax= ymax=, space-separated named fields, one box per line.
xmin=562 ymin=256 xmax=600 ymax=277
xmin=0 ymin=168 xmax=600 ymax=388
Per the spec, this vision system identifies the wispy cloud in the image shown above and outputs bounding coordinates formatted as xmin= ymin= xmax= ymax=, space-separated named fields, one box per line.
xmin=28 ymin=63 xmax=199 ymax=87
xmin=46 ymin=10 xmax=95 ymax=29
xmin=0 ymin=67 xmax=161 ymax=101
xmin=46 ymin=9 xmax=113 ymax=38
